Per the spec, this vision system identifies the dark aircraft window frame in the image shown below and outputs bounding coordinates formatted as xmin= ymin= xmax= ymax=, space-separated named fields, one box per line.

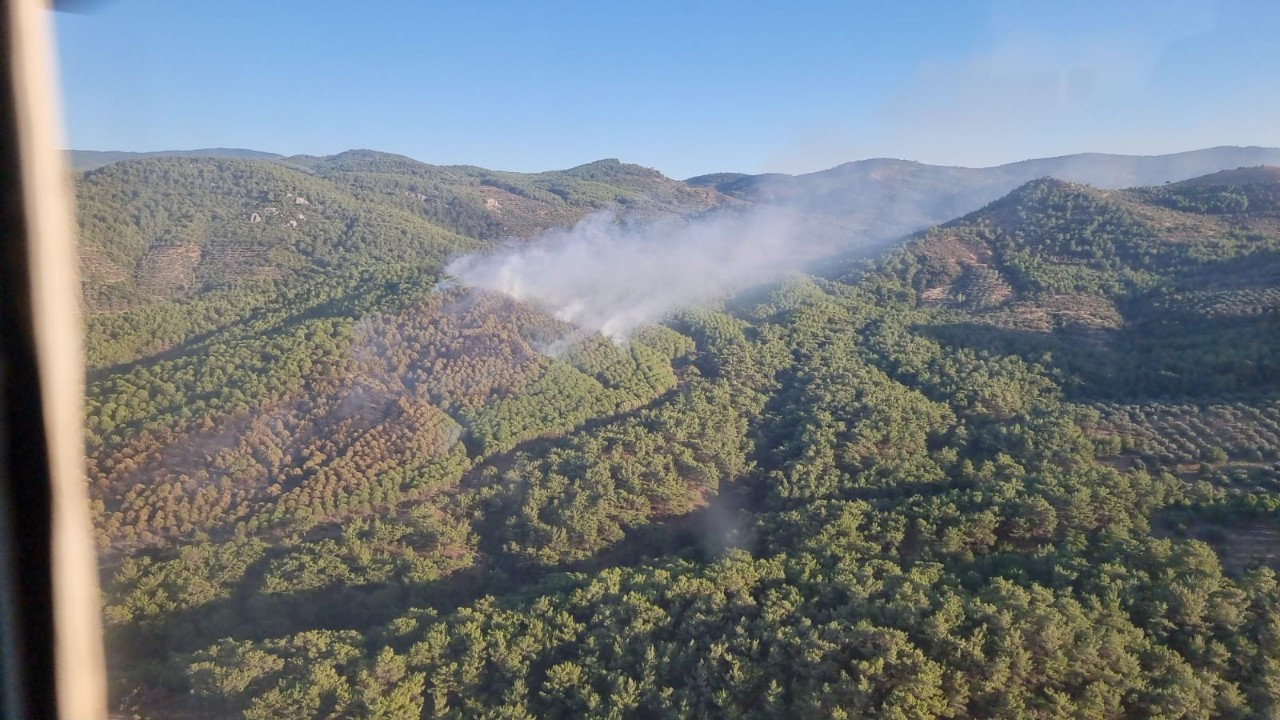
xmin=0 ymin=1 xmax=107 ymax=718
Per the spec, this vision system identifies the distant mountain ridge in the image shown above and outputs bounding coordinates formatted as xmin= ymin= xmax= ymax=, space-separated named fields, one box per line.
xmin=1169 ymin=165 xmax=1280 ymax=188
xmin=73 ymin=145 xmax=1280 ymax=189
xmin=68 ymin=147 xmax=282 ymax=171
xmin=71 ymin=144 xmax=1280 ymax=252
xmin=687 ymin=145 xmax=1280 ymax=245
xmin=70 ymin=145 xmax=1280 ymax=316
xmin=687 ymin=146 xmax=1280 ymax=191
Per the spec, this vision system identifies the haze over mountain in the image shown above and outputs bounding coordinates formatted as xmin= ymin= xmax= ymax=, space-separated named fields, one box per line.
xmin=74 ymin=145 xmax=1280 ymax=264
xmin=687 ymin=145 xmax=1280 ymax=244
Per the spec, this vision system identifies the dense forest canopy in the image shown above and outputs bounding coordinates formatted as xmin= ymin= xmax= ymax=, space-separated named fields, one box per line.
xmin=78 ymin=153 xmax=1280 ymax=719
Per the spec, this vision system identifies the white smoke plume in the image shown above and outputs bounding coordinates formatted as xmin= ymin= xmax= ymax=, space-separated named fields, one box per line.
xmin=446 ymin=208 xmax=820 ymax=340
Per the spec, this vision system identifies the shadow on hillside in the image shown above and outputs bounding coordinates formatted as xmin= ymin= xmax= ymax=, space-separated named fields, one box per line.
xmin=1178 ymin=249 xmax=1280 ymax=289
xmin=915 ymin=321 xmax=1120 ymax=395
xmin=87 ymin=283 xmax=374 ymax=384
xmin=457 ymin=384 xmax=683 ymax=477
xmin=917 ymin=306 xmax=1280 ymax=401
xmin=106 ymin=485 xmax=753 ymax=673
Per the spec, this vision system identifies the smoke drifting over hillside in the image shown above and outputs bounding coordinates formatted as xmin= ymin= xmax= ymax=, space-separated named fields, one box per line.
xmin=446 ymin=209 xmax=813 ymax=339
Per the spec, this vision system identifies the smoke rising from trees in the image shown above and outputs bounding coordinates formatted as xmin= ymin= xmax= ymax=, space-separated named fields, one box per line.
xmin=446 ymin=209 xmax=815 ymax=339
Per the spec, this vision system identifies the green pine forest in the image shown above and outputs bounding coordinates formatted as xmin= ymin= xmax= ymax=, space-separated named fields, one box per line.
xmin=79 ymin=153 xmax=1280 ymax=719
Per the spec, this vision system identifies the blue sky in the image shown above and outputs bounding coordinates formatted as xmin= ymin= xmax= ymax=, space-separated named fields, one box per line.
xmin=54 ymin=0 xmax=1280 ymax=178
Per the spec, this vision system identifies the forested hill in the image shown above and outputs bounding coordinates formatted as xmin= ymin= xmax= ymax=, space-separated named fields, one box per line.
xmin=881 ymin=171 xmax=1280 ymax=397
xmin=76 ymin=147 xmax=1280 ymax=308
xmin=75 ymin=153 xmax=728 ymax=315
xmin=85 ymin=165 xmax=1280 ymax=719
xmin=68 ymin=147 xmax=283 ymax=171
xmin=72 ymin=150 xmax=730 ymax=319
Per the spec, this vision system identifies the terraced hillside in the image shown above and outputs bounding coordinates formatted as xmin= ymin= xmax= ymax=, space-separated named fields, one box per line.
xmin=886 ymin=172 xmax=1280 ymax=397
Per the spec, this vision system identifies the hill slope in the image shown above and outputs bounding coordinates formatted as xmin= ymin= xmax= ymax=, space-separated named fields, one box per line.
xmin=85 ymin=163 xmax=1280 ymax=718
xmin=75 ymin=153 xmax=730 ymax=316
xmin=76 ymin=156 xmax=479 ymax=312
